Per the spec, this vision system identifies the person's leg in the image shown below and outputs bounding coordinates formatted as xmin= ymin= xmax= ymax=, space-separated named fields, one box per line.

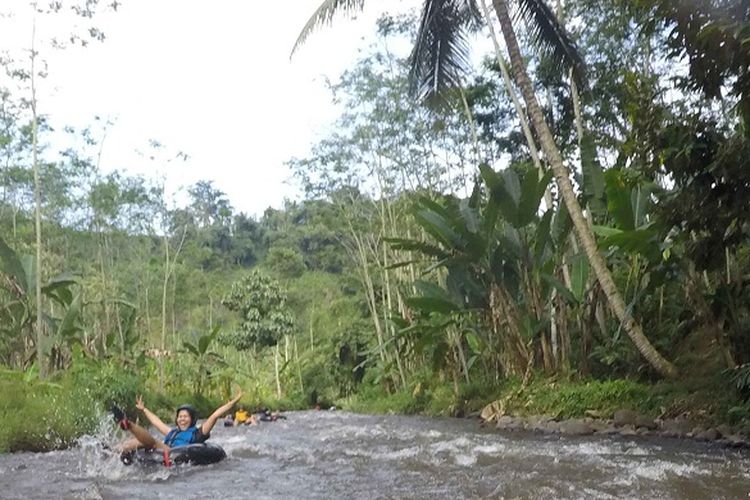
xmin=118 ymin=437 xmax=142 ymax=453
xmin=112 ymin=405 xmax=165 ymax=450
xmin=126 ymin=421 xmax=162 ymax=449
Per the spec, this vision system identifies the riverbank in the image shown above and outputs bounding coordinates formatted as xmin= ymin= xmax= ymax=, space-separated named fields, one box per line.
xmin=480 ymin=410 xmax=750 ymax=448
xmin=341 ymin=373 xmax=750 ymax=448
xmin=3 ymin=366 xmax=748 ymax=453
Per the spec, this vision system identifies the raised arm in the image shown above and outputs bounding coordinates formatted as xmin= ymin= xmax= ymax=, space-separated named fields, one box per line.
xmin=136 ymin=395 xmax=172 ymax=435
xmin=200 ymin=391 xmax=243 ymax=436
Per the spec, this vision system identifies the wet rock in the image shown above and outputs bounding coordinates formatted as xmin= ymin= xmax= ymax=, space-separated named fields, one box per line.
xmin=523 ymin=415 xmax=550 ymax=432
xmin=619 ymin=425 xmax=637 ymax=436
xmin=544 ymin=420 xmax=562 ymax=433
xmin=723 ymin=434 xmax=748 ymax=448
xmin=634 ymin=415 xmax=657 ymax=430
xmin=495 ymin=415 xmax=524 ymax=431
xmin=588 ymin=420 xmax=609 ymax=433
xmin=559 ymin=419 xmax=594 ymax=436
xmin=660 ymin=418 xmax=693 ymax=438
xmin=695 ymin=428 xmax=720 ymax=441
xmin=478 ymin=410 xmax=749 ymax=450
xmin=613 ymin=409 xmax=639 ymax=427
xmin=716 ymin=424 xmax=732 ymax=437
xmin=595 ymin=424 xmax=621 ymax=435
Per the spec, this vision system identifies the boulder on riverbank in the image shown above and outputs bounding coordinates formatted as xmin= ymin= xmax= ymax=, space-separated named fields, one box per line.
xmin=479 ymin=408 xmax=750 ymax=448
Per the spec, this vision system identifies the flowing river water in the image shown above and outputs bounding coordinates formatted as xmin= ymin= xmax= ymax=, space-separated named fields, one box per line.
xmin=1 ymin=410 xmax=749 ymax=499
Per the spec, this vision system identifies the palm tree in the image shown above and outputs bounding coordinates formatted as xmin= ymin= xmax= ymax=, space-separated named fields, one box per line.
xmin=293 ymin=0 xmax=678 ymax=378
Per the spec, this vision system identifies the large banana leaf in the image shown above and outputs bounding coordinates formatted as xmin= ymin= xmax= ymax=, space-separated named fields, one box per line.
xmin=580 ymin=134 xmax=606 ymax=219
xmin=413 ymin=196 xmax=485 ymax=259
xmin=0 ymin=235 xmax=28 ymax=295
xmin=41 ymin=272 xmax=78 ymax=308
xmin=478 ymin=164 xmax=501 ymax=237
xmin=446 ymin=267 xmax=486 ymax=308
xmin=517 ymin=170 xmax=552 ymax=228
xmin=405 ymin=296 xmax=461 ymax=314
xmin=199 ymin=326 xmax=222 ymax=355
xmin=0 ymin=300 xmax=30 ymax=337
xmin=387 ymin=238 xmax=447 ymax=257
xmin=631 ymin=181 xmax=660 ymax=229
xmin=56 ymin=292 xmax=83 ymax=340
xmin=493 ymin=170 xmax=522 ymax=226
xmin=414 ymin=279 xmax=453 ymax=299
xmin=551 ymin=198 xmax=573 ymax=246
xmin=481 ymin=164 xmax=550 ymax=228
xmin=182 ymin=341 xmax=200 ymax=357
xmin=569 ymin=253 xmax=590 ymax=303
xmin=458 ymin=198 xmax=481 ymax=234
xmin=604 ymin=168 xmax=635 ymax=230
xmin=413 ymin=206 xmax=464 ymax=249
xmin=593 ymin=225 xmax=661 ymax=263
xmin=540 ymin=272 xmax=577 ymax=305
xmin=490 ymin=232 xmax=522 ymax=298
xmin=533 ymin=210 xmax=554 ymax=263
xmin=480 ymin=163 xmax=518 ymax=225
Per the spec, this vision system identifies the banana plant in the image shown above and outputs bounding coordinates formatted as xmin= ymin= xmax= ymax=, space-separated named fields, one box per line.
xmin=593 ymin=168 xmax=663 ymax=264
xmin=0 ymin=235 xmax=83 ymax=371
xmin=181 ymin=325 xmax=226 ymax=396
xmin=389 ymin=165 xmax=560 ymax=377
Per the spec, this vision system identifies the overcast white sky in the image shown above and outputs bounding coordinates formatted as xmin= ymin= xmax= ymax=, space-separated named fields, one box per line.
xmin=1 ymin=0 xmax=421 ymax=217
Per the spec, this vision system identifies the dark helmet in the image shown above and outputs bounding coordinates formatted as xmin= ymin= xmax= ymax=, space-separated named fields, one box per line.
xmin=175 ymin=404 xmax=198 ymax=427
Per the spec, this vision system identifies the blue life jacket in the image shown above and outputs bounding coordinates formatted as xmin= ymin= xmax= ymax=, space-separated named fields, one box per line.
xmin=164 ymin=426 xmax=206 ymax=447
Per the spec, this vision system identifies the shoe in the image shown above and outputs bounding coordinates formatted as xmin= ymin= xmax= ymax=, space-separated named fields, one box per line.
xmin=111 ymin=405 xmax=130 ymax=430
xmin=120 ymin=450 xmax=135 ymax=465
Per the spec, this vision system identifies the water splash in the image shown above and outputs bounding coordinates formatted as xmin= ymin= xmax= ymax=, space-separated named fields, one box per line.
xmin=74 ymin=413 xmax=174 ymax=481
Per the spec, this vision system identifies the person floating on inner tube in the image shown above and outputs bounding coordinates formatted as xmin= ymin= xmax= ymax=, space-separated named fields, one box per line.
xmin=257 ymin=408 xmax=286 ymax=422
xmin=233 ymin=405 xmax=250 ymax=426
xmin=223 ymin=413 xmax=234 ymax=427
xmin=111 ymin=391 xmax=243 ymax=463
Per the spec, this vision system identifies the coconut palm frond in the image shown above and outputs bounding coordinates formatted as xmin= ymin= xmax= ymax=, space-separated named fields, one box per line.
xmin=291 ymin=0 xmax=367 ymax=57
xmin=408 ymin=0 xmax=480 ymax=103
xmin=513 ymin=0 xmax=586 ymax=87
xmin=457 ymin=0 xmax=484 ymax=29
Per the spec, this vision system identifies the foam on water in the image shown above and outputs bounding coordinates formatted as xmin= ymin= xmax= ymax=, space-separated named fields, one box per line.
xmin=473 ymin=442 xmax=508 ymax=455
xmin=73 ymin=414 xmax=177 ymax=482
xmin=420 ymin=429 xmax=443 ymax=439
xmin=626 ymin=459 xmax=704 ymax=481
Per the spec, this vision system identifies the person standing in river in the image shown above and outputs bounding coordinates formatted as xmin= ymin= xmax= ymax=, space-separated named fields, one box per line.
xmin=111 ymin=392 xmax=243 ymax=456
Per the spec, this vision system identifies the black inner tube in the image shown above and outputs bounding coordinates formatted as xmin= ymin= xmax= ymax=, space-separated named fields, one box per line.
xmin=120 ymin=442 xmax=226 ymax=466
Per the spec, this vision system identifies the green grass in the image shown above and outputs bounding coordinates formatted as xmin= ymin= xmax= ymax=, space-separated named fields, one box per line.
xmin=0 ymin=374 xmax=99 ymax=452
xmin=338 ymin=372 xmax=746 ymax=426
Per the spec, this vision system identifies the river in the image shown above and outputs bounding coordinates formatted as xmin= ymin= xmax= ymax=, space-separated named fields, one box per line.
xmin=0 ymin=410 xmax=749 ymax=499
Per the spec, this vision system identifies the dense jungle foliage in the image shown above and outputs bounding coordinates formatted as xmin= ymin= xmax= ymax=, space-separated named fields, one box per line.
xmin=2 ymin=0 xmax=750 ymax=451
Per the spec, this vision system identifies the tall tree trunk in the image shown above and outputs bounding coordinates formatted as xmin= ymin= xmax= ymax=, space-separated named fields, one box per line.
xmin=492 ymin=0 xmax=678 ymax=378
xmin=274 ymin=344 xmax=282 ymax=398
xmin=159 ymin=226 xmax=187 ymax=390
xmin=295 ymin=337 xmax=304 ymax=394
xmin=159 ymin=235 xmax=169 ymax=391
xmin=310 ymin=303 xmax=316 ymax=351
xmin=30 ymin=16 xmax=46 ymax=380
